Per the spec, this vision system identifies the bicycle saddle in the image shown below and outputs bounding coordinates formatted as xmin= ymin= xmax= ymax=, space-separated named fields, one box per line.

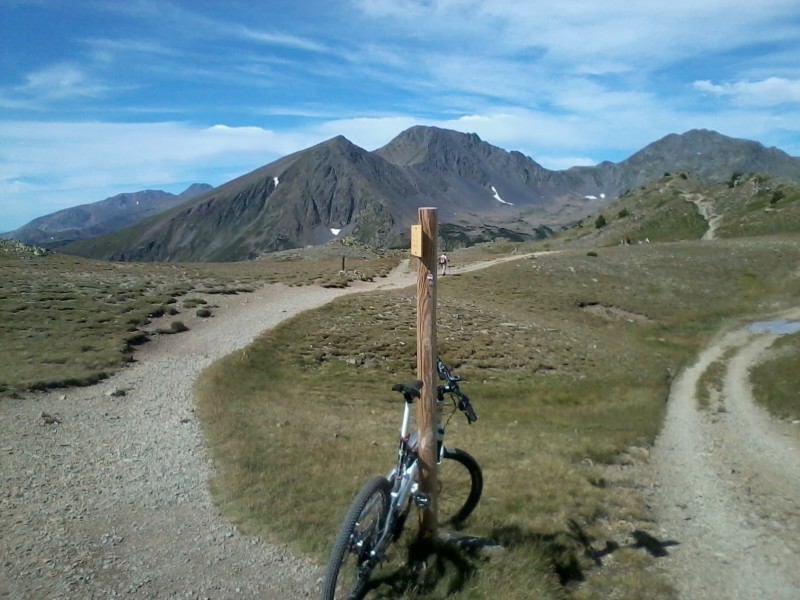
xmin=391 ymin=380 xmax=423 ymax=401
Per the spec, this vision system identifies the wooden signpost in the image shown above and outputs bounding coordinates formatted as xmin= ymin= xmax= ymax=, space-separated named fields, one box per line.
xmin=411 ymin=208 xmax=439 ymax=543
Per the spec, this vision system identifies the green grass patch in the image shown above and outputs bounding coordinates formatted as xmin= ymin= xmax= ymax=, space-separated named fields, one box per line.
xmin=750 ymin=332 xmax=800 ymax=420
xmin=0 ymin=240 xmax=400 ymax=393
xmin=695 ymin=348 xmax=737 ymax=410
xmin=196 ymin=236 xmax=800 ymax=600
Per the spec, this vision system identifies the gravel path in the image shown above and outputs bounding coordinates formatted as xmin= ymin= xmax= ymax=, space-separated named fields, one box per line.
xmin=0 ymin=264 xmax=418 ymax=600
xmin=647 ymin=309 xmax=800 ymax=599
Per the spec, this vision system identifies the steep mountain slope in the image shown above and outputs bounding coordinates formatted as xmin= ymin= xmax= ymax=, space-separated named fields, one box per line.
xmin=6 ymin=184 xmax=212 ymax=245
xmin=60 ymin=127 xmax=800 ymax=262
xmin=375 ymin=126 xmax=562 ymax=210
xmin=64 ymin=137 xmax=423 ymax=261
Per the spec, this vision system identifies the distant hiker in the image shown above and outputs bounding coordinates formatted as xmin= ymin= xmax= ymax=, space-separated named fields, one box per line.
xmin=438 ymin=253 xmax=449 ymax=276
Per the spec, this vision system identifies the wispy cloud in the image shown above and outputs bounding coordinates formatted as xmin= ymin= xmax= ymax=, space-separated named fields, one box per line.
xmin=0 ymin=120 xmax=324 ymax=228
xmin=0 ymin=64 xmax=115 ymax=109
xmin=1 ymin=0 xmax=800 ymax=230
xmin=232 ymin=25 xmax=329 ymax=53
xmin=694 ymin=77 xmax=800 ymax=107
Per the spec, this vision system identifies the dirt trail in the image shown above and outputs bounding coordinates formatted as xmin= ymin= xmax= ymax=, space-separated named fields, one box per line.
xmin=683 ymin=193 xmax=722 ymax=240
xmin=0 ymin=255 xmax=532 ymax=599
xmin=648 ymin=310 xmax=800 ymax=599
xmin=0 ymin=261 xmax=421 ymax=600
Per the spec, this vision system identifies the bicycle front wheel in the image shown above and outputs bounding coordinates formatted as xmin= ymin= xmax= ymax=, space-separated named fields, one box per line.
xmin=321 ymin=476 xmax=392 ymax=600
xmin=438 ymin=447 xmax=483 ymax=525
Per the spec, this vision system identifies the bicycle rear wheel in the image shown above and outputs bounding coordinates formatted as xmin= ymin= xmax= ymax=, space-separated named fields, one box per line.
xmin=321 ymin=476 xmax=392 ymax=600
xmin=438 ymin=447 xmax=483 ymax=525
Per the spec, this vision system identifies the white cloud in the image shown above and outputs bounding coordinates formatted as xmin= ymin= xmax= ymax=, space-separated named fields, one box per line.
xmin=0 ymin=121 xmax=322 ymax=230
xmin=352 ymin=0 xmax=800 ymax=86
xmin=537 ymin=156 xmax=598 ymax=170
xmin=315 ymin=116 xmax=422 ymax=150
xmin=233 ymin=25 xmax=328 ymax=53
xmin=694 ymin=78 xmax=800 ymax=107
xmin=0 ymin=63 xmax=115 ymax=109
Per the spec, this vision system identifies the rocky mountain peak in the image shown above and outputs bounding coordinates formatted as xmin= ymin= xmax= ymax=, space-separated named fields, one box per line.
xmin=27 ymin=126 xmax=800 ymax=262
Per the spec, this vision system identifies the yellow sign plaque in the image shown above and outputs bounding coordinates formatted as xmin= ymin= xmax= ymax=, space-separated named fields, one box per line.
xmin=410 ymin=225 xmax=422 ymax=257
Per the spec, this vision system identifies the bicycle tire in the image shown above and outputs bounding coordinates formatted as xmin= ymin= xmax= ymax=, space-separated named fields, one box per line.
xmin=321 ymin=476 xmax=392 ymax=600
xmin=438 ymin=447 xmax=483 ymax=525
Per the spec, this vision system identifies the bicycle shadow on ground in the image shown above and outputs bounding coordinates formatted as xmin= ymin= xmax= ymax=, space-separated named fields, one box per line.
xmin=490 ymin=520 xmax=680 ymax=586
xmin=360 ymin=521 xmax=678 ymax=598
xmin=362 ymin=534 xmax=485 ymax=599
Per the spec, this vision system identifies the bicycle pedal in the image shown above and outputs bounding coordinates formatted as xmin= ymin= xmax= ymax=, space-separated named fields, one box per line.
xmin=412 ymin=493 xmax=431 ymax=509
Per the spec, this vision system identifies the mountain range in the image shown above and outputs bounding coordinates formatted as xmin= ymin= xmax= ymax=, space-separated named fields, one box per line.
xmin=11 ymin=127 xmax=800 ymax=262
xmin=5 ymin=184 xmax=213 ymax=246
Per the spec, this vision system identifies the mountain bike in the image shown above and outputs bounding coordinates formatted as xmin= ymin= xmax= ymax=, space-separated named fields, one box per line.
xmin=321 ymin=358 xmax=482 ymax=600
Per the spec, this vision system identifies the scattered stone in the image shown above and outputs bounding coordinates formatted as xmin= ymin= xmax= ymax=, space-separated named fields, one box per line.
xmin=38 ymin=411 xmax=62 ymax=425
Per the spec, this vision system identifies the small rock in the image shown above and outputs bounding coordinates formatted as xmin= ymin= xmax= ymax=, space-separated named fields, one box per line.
xmin=38 ymin=411 xmax=61 ymax=425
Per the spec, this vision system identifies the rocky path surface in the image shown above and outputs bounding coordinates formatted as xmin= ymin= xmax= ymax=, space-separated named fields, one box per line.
xmin=647 ymin=310 xmax=800 ymax=599
xmin=0 ymin=261 xmax=422 ymax=600
xmin=683 ymin=192 xmax=722 ymax=240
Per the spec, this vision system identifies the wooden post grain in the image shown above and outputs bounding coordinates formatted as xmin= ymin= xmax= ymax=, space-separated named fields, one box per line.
xmin=415 ymin=207 xmax=438 ymax=542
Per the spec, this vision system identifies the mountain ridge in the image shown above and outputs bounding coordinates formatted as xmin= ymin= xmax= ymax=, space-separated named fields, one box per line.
xmin=6 ymin=184 xmax=213 ymax=246
xmin=23 ymin=127 xmax=800 ymax=261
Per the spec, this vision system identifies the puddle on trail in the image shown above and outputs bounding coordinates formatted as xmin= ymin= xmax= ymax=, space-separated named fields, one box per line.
xmin=748 ymin=320 xmax=800 ymax=335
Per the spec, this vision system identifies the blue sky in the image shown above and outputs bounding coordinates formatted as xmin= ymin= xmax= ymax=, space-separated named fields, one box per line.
xmin=2 ymin=0 xmax=800 ymax=231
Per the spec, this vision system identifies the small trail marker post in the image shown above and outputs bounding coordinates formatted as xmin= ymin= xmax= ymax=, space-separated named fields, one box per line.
xmin=410 ymin=207 xmax=439 ymax=552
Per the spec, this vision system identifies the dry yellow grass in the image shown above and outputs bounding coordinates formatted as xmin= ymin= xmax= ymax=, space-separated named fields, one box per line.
xmin=197 ymin=235 xmax=800 ymax=600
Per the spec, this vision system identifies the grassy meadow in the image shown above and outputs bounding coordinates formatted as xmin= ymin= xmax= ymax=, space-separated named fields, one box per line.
xmin=195 ymin=235 xmax=800 ymax=600
xmin=0 ymin=239 xmax=395 ymax=393
xmin=750 ymin=332 xmax=800 ymax=421
xmin=5 ymin=215 xmax=799 ymax=599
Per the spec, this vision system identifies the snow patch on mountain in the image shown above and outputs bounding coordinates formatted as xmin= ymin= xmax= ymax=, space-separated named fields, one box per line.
xmin=491 ymin=185 xmax=514 ymax=206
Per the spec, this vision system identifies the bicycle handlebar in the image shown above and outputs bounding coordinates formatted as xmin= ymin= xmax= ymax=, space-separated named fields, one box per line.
xmin=436 ymin=357 xmax=459 ymax=382
xmin=436 ymin=358 xmax=478 ymax=424
xmin=391 ymin=359 xmax=478 ymax=424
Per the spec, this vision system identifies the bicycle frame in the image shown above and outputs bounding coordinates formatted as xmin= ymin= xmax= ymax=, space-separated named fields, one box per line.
xmin=322 ymin=361 xmax=480 ymax=600
xmin=356 ymin=364 xmax=475 ymax=573
xmin=364 ymin=400 xmax=421 ymax=568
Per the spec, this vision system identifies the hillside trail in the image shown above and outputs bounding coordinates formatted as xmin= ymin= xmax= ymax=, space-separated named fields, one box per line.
xmin=646 ymin=308 xmax=800 ymax=599
xmin=683 ymin=192 xmax=722 ymax=240
xmin=0 ymin=252 xmax=536 ymax=600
